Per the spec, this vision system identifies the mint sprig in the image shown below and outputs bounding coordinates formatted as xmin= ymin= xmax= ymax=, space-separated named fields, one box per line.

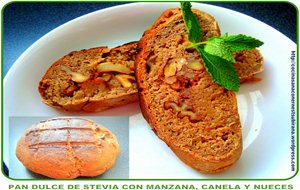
xmin=204 ymin=37 xmax=235 ymax=63
xmin=189 ymin=33 xmax=264 ymax=62
xmin=197 ymin=47 xmax=240 ymax=91
xmin=180 ymin=2 xmax=202 ymax=43
xmin=220 ymin=33 xmax=264 ymax=52
xmin=180 ymin=2 xmax=264 ymax=92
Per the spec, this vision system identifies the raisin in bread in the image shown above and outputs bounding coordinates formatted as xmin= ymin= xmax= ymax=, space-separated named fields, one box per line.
xmin=135 ymin=8 xmax=247 ymax=173
xmin=39 ymin=42 xmax=138 ymax=112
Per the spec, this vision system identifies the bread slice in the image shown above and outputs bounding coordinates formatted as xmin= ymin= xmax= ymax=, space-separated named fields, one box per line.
xmin=234 ymin=49 xmax=263 ymax=83
xmin=135 ymin=8 xmax=250 ymax=173
xmin=39 ymin=42 xmax=138 ymax=112
xmin=16 ymin=117 xmax=120 ymax=179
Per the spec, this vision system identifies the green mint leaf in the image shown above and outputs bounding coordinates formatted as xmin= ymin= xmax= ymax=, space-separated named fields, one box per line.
xmin=220 ymin=34 xmax=264 ymax=52
xmin=180 ymin=2 xmax=263 ymax=92
xmin=180 ymin=2 xmax=202 ymax=43
xmin=196 ymin=47 xmax=240 ymax=92
xmin=204 ymin=37 xmax=236 ymax=63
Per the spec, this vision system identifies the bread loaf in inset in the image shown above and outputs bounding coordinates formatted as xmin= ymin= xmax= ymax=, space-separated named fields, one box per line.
xmin=16 ymin=118 xmax=120 ymax=179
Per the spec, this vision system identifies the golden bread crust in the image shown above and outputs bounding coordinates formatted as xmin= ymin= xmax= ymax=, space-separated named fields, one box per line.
xmin=16 ymin=118 xmax=120 ymax=179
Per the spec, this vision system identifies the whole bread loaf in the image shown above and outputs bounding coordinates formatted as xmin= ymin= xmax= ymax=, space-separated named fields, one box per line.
xmin=135 ymin=8 xmax=248 ymax=173
xmin=39 ymin=42 xmax=138 ymax=112
xmin=16 ymin=118 xmax=120 ymax=179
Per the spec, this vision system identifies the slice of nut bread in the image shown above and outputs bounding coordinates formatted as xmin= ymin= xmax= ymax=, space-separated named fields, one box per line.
xmin=234 ymin=49 xmax=263 ymax=83
xmin=135 ymin=8 xmax=250 ymax=173
xmin=39 ymin=42 xmax=138 ymax=112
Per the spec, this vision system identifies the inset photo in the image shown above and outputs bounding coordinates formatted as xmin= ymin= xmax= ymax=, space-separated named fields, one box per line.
xmin=8 ymin=116 xmax=129 ymax=179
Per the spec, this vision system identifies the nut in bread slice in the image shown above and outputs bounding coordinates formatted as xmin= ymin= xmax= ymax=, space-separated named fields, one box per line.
xmin=135 ymin=8 xmax=248 ymax=173
xmin=39 ymin=42 xmax=138 ymax=112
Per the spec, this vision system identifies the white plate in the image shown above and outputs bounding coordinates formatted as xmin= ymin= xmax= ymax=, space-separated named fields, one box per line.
xmin=4 ymin=2 xmax=296 ymax=179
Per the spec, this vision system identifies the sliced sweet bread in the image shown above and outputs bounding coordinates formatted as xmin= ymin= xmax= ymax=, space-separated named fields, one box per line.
xmin=39 ymin=38 xmax=262 ymax=112
xmin=135 ymin=8 xmax=251 ymax=173
xmin=39 ymin=42 xmax=138 ymax=112
xmin=234 ymin=49 xmax=263 ymax=83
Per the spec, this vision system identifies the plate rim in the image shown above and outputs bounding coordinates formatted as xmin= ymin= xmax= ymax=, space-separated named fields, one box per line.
xmin=2 ymin=2 xmax=297 ymax=180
